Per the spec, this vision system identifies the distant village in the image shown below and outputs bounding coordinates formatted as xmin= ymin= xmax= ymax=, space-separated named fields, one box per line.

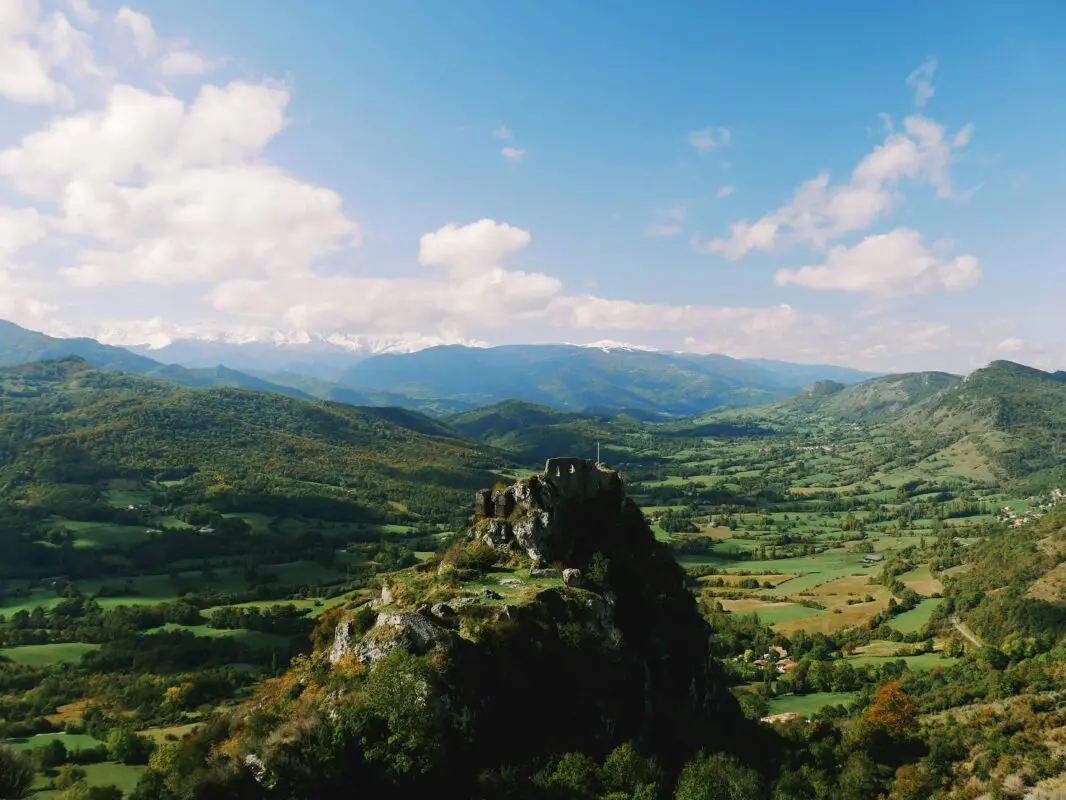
xmin=997 ymin=488 xmax=1064 ymax=528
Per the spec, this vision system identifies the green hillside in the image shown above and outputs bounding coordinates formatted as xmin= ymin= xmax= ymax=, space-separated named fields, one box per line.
xmin=446 ymin=400 xmax=638 ymax=465
xmin=785 ymin=371 xmax=961 ymax=423
xmin=891 ymin=361 xmax=1066 ymax=487
xmin=0 ymin=358 xmax=504 ymax=536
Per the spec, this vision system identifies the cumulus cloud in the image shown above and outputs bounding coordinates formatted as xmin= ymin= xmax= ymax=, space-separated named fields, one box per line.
xmin=688 ymin=126 xmax=731 ymax=152
xmin=906 ymin=58 xmax=937 ymax=107
xmin=0 ymin=206 xmax=47 ymax=257
xmin=64 ymin=0 xmax=96 ymax=25
xmin=419 ymin=219 xmax=531 ymax=277
xmin=0 ymin=8 xmax=1012 ymax=372
xmin=114 ymin=5 xmax=215 ymax=75
xmin=696 ymin=114 xmax=974 ymax=259
xmin=716 ymin=185 xmax=735 ymax=198
xmin=160 ymin=48 xmax=216 ymax=76
xmin=0 ymin=78 xmax=358 ymax=286
xmin=0 ymin=0 xmax=90 ymax=104
xmin=549 ymin=295 xmax=810 ymax=336
xmin=773 ymin=228 xmax=980 ymax=297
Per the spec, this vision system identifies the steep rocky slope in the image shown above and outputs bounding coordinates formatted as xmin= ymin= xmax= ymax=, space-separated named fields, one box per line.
xmin=141 ymin=459 xmax=771 ymax=799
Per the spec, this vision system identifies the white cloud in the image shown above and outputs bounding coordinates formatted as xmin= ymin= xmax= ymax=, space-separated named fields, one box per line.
xmin=64 ymin=0 xmax=96 ymax=25
xmin=0 ymin=0 xmax=71 ymax=104
xmin=0 ymin=79 xmax=357 ymax=286
xmin=697 ymin=114 xmax=973 ymax=259
xmin=114 ymin=5 xmax=214 ymax=75
xmin=0 ymin=206 xmax=53 ymax=325
xmin=716 ymin=185 xmax=735 ymax=198
xmin=60 ymin=164 xmax=358 ymax=285
xmin=0 ymin=9 xmax=1029 ymax=374
xmin=419 ymin=219 xmax=532 ymax=277
xmin=160 ymin=48 xmax=215 ymax=76
xmin=550 ymin=295 xmax=807 ymax=336
xmin=114 ymin=6 xmax=155 ymax=57
xmin=0 ymin=206 xmax=47 ymax=257
xmin=83 ymin=316 xmax=492 ymax=354
xmin=39 ymin=10 xmax=107 ymax=77
xmin=208 ymin=268 xmax=563 ymax=334
xmin=773 ymin=227 xmax=980 ymax=297
xmin=996 ymin=337 xmax=1028 ymax=354
xmin=906 ymin=58 xmax=937 ymax=107
xmin=501 ymin=146 xmax=525 ymax=161
xmin=688 ymin=126 xmax=731 ymax=153
xmin=644 ymin=224 xmax=681 ymax=237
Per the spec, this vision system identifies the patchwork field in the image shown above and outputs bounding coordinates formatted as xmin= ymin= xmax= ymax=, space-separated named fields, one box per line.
xmin=898 ymin=564 xmax=945 ymax=596
xmin=887 ymin=598 xmax=943 ymax=633
xmin=767 ymin=692 xmax=858 ymax=717
xmin=0 ymin=642 xmax=99 ymax=667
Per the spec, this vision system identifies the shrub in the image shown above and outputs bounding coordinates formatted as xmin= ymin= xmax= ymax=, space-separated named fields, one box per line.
xmin=0 ymin=746 xmax=35 ymax=799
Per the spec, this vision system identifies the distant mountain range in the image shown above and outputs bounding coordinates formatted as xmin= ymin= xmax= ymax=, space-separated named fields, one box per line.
xmin=0 ymin=320 xmax=312 ymax=399
xmin=4 ymin=318 xmax=1066 ymax=488
xmin=324 ymin=344 xmax=878 ymax=416
xmin=0 ymin=320 xmax=880 ymax=416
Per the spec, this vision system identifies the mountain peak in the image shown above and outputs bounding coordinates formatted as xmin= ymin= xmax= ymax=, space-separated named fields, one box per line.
xmin=798 ymin=379 xmax=847 ymax=398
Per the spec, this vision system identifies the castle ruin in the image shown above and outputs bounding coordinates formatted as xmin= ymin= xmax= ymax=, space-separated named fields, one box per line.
xmin=473 ymin=457 xmax=619 ymax=522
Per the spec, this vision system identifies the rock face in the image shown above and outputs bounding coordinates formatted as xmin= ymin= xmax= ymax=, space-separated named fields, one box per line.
xmin=330 ymin=611 xmax=449 ymax=666
xmin=319 ymin=456 xmax=758 ymax=787
xmin=562 ymin=568 xmax=584 ymax=588
xmin=474 ymin=458 xmax=624 ymax=566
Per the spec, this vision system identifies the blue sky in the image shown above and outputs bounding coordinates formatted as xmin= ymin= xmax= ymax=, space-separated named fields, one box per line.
xmin=0 ymin=0 xmax=1063 ymax=371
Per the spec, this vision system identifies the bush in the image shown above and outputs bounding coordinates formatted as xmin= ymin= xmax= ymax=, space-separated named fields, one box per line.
xmin=444 ymin=540 xmax=501 ymax=573
xmin=54 ymin=764 xmax=87 ymax=790
xmin=674 ymin=751 xmax=766 ymax=800
xmin=0 ymin=746 xmax=35 ymax=799
xmin=106 ymin=727 xmax=154 ymax=765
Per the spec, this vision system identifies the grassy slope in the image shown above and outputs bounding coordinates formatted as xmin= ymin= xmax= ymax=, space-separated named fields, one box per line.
xmin=892 ymin=361 xmax=1066 ymax=487
xmin=0 ymin=358 xmax=504 ymax=519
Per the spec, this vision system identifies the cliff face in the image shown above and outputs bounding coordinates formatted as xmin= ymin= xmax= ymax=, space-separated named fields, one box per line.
xmin=165 ymin=459 xmax=766 ymax=799
xmin=333 ymin=460 xmax=755 ymax=781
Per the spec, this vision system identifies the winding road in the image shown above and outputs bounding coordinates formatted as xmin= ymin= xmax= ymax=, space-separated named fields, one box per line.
xmin=951 ymin=615 xmax=984 ymax=649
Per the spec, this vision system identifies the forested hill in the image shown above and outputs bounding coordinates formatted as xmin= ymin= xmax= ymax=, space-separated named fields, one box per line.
xmin=0 ymin=357 xmax=505 ymax=526
xmin=780 ymin=371 xmax=962 ymax=424
xmin=889 ymin=360 xmax=1066 ymax=487
xmin=444 ymin=400 xmax=643 ymax=464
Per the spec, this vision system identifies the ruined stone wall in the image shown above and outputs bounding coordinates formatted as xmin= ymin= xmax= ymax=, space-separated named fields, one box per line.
xmin=543 ymin=457 xmax=619 ymax=502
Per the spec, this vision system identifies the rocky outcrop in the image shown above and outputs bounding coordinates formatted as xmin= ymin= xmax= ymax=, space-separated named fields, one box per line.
xmin=330 ymin=611 xmax=450 ymax=666
xmin=212 ymin=455 xmax=766 ymax=799
xmin=562 ymin=568 xmax=585 ymax=588
xmin=474 ymin=459 xmax=624 ymax=566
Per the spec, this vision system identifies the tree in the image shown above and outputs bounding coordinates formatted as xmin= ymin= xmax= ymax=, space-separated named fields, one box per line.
xmin=106 ymin=727 xmax=152 ymax=765
xmin=865 ymin=681 xmax=918 ymax=735
xmin=601 ymin=742 xmax=662 ymax=796
xmin=35 ymin=737 xmax=68 ymax=769
xmin=674 ymin=752 xmax=766 ymax=800
xmin=54 ymin=764 xmax=87 ymax=790
xmin=0 ymin=746 xmax=35 ymax=799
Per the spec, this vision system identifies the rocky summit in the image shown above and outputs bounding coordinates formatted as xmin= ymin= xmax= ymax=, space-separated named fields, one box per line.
xmin=309 ymin=458 xmax=768 ymax=797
